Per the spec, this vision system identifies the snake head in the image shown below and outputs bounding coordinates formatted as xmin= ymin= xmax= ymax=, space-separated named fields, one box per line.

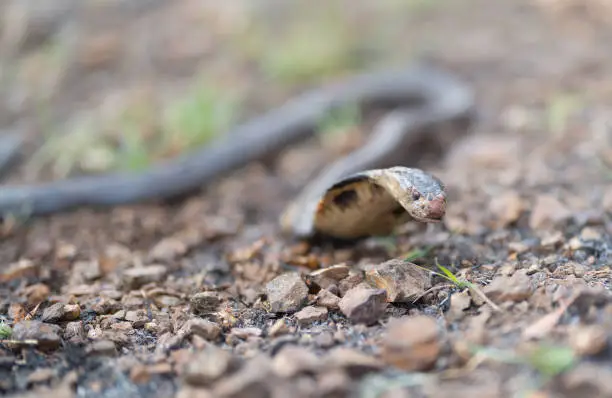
xmin=382 ymin=166 xmax=447 ymax=223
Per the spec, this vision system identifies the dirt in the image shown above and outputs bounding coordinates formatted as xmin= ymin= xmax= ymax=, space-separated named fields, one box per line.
xmin=1 ymin=1 xmax=612 ymax=397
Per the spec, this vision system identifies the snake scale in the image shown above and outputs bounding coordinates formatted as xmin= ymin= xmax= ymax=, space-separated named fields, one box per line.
xmin=0 ymin=62 xmax=476 ymax=241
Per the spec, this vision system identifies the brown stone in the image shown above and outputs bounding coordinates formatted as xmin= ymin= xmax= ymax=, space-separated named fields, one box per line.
xmin=484 ymin=269 xmax=533 ymax=303
xmin=265 ymin=272 xmax=308 ymax=313
xmin=294 ymin=306 xmax=328 ymax=326
xmin=381 ymin=315 xmax=442 ymax=371
xmin=183 ymin=346 xmax=236 ymax=386
xmin=338 ymin=286 xmax=387 ymax=325
xmin=364 ymin=259 xmax=431 ymax=303
xmin=122 ymin=265 xmax=168 ymax=289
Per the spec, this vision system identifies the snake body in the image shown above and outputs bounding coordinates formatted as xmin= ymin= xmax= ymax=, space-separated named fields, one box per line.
xmin=0 ymin=63 xmax=475 ymax=239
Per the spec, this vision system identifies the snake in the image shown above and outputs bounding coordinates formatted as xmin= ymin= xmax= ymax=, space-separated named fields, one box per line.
xmin=0 ymin=62 xmax=475 ymax=241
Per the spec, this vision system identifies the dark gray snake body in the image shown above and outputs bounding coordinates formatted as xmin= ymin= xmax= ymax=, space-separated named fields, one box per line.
xmin=0 ymin=63 xmax=476 ymax=238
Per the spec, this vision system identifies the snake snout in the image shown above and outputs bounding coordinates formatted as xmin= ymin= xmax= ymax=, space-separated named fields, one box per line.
xmin=426 ymin=195 xmax=446 ymax=220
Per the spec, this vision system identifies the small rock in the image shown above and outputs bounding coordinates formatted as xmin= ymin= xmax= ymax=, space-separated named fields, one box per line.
xmin=569 ymin=325 xmax=608 ymax=356
xmin=125 ymin=310 xmax=149 ymax=328
xmin=41 ymin=303 xmax=66 ymax=323
xmin=71 ymin=260 xmax=102 ymax=283
xmin=308 ymin=264 xmax=350 ymax=289
xmin=62 ymin=304 xmax=81 ymax=321
xmin=56 ymin=242 xmax=77 ymax=260
xmin=176 ymin=387 xmax=214 ymax=398
xmin=268 ymin=319 xmax=290 ymax=337
xmin=602 ymin=187 xmax=612 ymax=212
xmin=562 ymin=363 xmax=612 ymax=397
xmin=489 ymin=191 xmax=524 ymax=228
xmin=110 ymin=321 xmax=134 ymax=332
xmin=294 ymin=306 xmax=328 ymax=326
xmin=529 ymin=195 xmax=571 ymax=230
xmin=64 ymin=321 xmax=85 ymax=342
xmin=26 ymin=368 xmax=56 ymax=386
xmin=213 ymin=354 xmax=273 ymax=398
xmin=272 ymin=345 xmax=319 ymax=378
xmin=579 ymin=227 xmax=602 ymax=242
xmin=190 ymin=292 xmax=222 ymax=315
xmin=339 ymin=286 xmax=388 ymax=325
xmin=91 ymin=298 xmax=122 ymax=315
xmin=381 ymin=315 xmax=441 ymax=371
xmin=230 ymin=327 xmax=262 ymax=340
xmin=12 ymin=321 xmax=61 ymax=351
xmin=326 ymin=347 xmax=383 ymax=377
xmin=183 ymin=346 xmax=236 ymax=386
xmin=541 ymin=231 xmax=564 ymax=248
xmin=364 ymin=259 xmax=431 ymax=303
xmin=87 ymin=340 xmax=117 ymax=357
xmin=446 ymin=290 xmax=472 ymax=321
xmin=316 ymin=289 xmax=341 ymax=309
xmin=315 ymin=331 xmax=335 ymax=348
xmin=122 ymin=265 xmax=168 ymax=289
xmin=0 ymin=259 xmax=38 ymax=283
xmin=317 ymin=369 xmax=351 ymax=397
xmin=182 ymin=318 xmax=221 ymax=341
xmin=148 ymin=237 xmax=189 ymax=262
xmin=338 ymin=274 xmax=364 ymax=296
xmin=484 ymin=269 xmax=533 ymax=303
xmin=266 ymin=272 xmax=308 ymax=313
xmin=23 ymin=283 xmax=50 ymax=306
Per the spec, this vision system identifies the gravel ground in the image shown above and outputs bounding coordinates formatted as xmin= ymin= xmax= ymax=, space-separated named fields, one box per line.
xmin=1 ymin=1 xmax=612 ymax=397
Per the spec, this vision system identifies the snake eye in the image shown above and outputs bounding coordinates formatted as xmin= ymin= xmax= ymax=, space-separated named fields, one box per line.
xmin=412 ymin=191 xmax=421 ymax=201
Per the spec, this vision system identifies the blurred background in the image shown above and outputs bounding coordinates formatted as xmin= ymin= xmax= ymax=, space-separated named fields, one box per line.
xmin=0 ymin=0 xmax=611 ymax=185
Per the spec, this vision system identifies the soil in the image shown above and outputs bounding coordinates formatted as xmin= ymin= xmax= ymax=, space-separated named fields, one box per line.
xmin=1 ymin=1 xmax=612 ymax=397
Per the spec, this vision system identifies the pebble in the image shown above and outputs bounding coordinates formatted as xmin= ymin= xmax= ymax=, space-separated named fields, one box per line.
xmin=63 ymin=321 xmax=85 ymax=343
xmin=12 ymin=321 xmax=61 ymax=351
xmin=265 ymin=272 xmax=309 ymax=313
xmin=338 ymin=274 xmax=365 ymax=297
xmin=308 ymin=264 xmax=350 ymax=289
xmin=381 ymin=315 xmax=442 ymax=371
xmin=190 ymin=292 xmax=222 ymax=315
xmin=317 ymin=369 xmax=351 ymax=397
xmin=41 ymin=303 xmax=67 ymax=323
xmin=26 ymin=368 xmax=56 ymax=386
xmin=316 ymin=288 xmax=341 ymax=309
xmin=176 ymin=387 xmax=214 ymax=398
xmin=364 ymin=259 xmax=431 ymax=303
xmin=529 ymin=194 xmax=572 ymax=230
xmin=0 ymin=259 xmax=38 ymax=283
xmin=488 ymin=191 xmax=524 ymax=228
xmin=229 ymin=327 xmax=262 ymax=340
xmin=272 ymin=345 xmax=319 ymax=378
xmin=125 ymin=310 xmax=149 ymax=328
xmin=86 ymin=340 xmax=117 ymax=357
xmin=148 ymin=236 xmax=189 ymax=262
xmin=213 ymin=354 xmax=273 ymax=398
xmin=315 ymin=331 xmax=335 ymax=348
xmin=325 ymin=347 xmax=384 ymax=378
xmin=181 ymin=318 xmax=221 ymax=341
xmin=339 ymin=286 xmax=388 ymax=325
xmin=268 ymin=319 xmax=291 ymax=337
xmin=91 ymin=298 xmax=122 ymax=315
xmin=122 ymin=265 xmax=168 ymax=289
xmin=183 ymin=346 xmax=236 ymax=386
xmin=602 ymin=187 xmax=612 ymax=212
xmin=569 ymin=325 xmax=608 ymax=356
xmin=562 ymin=363 xmax=612 ymax=397
xmin=446 ymin=290 xmax=472 ymax=321
xmin=294 ymin=306 xmax=328 ymax=326
xmin=23 ymin=283 xmax=51 ymax=306
xmin=484 ymin=269 xmax=534 ymax=303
